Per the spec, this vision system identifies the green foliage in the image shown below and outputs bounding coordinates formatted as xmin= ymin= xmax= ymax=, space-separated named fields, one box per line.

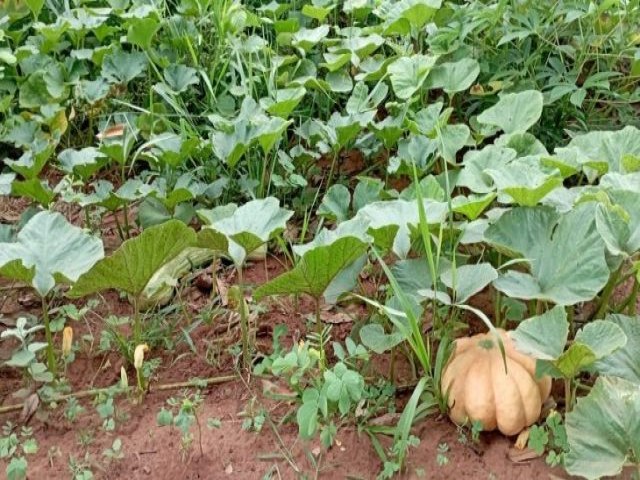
xmin=70 ymin=220 xmax=197 ymax=300
xmin=565 ymin=376 xmax=640 ymax=479
xmin=1 ymin=1 xmax=640 ymax=478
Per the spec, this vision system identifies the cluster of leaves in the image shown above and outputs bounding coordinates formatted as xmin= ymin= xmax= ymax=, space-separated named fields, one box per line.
xmin=1 ymin=1 xmax=640 ymax=479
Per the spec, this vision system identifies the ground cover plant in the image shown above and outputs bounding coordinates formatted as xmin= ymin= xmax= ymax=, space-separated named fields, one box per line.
xmin=1 ymin=0 xmax=640 ymax=478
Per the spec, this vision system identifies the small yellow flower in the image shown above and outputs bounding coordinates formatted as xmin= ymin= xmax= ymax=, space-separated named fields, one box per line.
xmin=62 ymin=327 xmax=73 ymax=356
xmin=133 ymin=344 xmax=149 ymax=370
xmin=120 ymin=366 xmax=129 ymax=389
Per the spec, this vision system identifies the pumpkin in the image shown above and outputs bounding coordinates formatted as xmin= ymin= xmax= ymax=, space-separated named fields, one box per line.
xmin=441 ymin=329 xmax=552 ymax=436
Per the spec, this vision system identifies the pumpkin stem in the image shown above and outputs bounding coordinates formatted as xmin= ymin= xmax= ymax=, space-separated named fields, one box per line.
xmin=478 ymin=338 xmax=494 ymax=350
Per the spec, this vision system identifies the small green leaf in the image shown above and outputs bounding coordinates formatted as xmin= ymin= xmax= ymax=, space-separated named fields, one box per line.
xmin=359 ymin=324 xmax=405 ymax=354
xmin=6 ymin=457 xmax=27 ymax=480
xmin=554 ymin=343 xmax=597 ymax=379
xmin=127 ymin=17 xmax=160 ymax=49
xmin=157 ymin=408 xmax=173 ymax=426
xmin=318 ymin=184 xmax=351 ymax=223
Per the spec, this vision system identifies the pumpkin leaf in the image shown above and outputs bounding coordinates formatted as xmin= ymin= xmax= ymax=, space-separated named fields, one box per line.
xmin=485 ymin=161 xmax=563 ymax=207
xmin=359 ymin=323 xmax=405 ymax=354
xmin=574 ymin=319 xmax=626 ymax=361
xmin=592 ymin=314 xmax=640 ymax=383
xmin=163 ymin=64 xmax=199 ymax=93
xmin=451 ymin=193 xmax=496 ymax=220
xmin=69 ymin=220 xmax=197 ymax=299
xmin=260 ymin=87 xmax=306 ymax=118
xmin=354 ymin=199 xmax=447 ymax=258
xmin=594 ymin=190 xmax=640 ymax=256
xmin=426 ymin=58 xmax=480 ymax=94
xmin=254 ymin=236 xmax=368 ymax=303
xmin=387 ymin=54 xmax=438 ymax=100
xmin=564 ymin=376 xmax=640 ymax=479
xmin=318 ymin=184 xmax=351 ymax=223
xmin=440 ymin=263 xmax=498 ymax=304
xmin=101 ymin=49 xmax=147 ymax=84
xmin=552 ymin=343 xmax=598 ymax=379
xmin=197 ymin=198 xmax=292 ymax=268
xmin=477 ymin=90 xmax=544 ymax=134
xmin=510 ymin=306 xmax=568 ymax=360
xmin=561 ymin=125 xmax=640 ymax=179
xmin=0 ymin=211 xmax=104 ymax=296
xmin=486 ymin=205 xmax=610 ymax=305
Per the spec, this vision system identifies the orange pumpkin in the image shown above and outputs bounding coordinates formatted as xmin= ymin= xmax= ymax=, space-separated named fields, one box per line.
xmin=441 ymin=329 xmax=552 ymax=436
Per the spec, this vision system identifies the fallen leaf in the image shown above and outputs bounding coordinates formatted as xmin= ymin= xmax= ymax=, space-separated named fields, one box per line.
xmin=369 ymin=413 xmax=401 ymax=427
xmin=225 ymin=463 xmax=233 ymax=475
xmin=20 ymin=393 xmax=40 ymax=425
xmin=96 ymin=124 xmax=125 ymax=140
xmin=216 ymin=278 xmax=229 ymax=306
xmin=320 ymin=310 xmax=353 ymax=324
xmin=507 ymin=446 xmax=542 ymax=463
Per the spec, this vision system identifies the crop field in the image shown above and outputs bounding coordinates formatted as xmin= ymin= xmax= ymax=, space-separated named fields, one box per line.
xmin=1 ymin=0 xmax=640 ymax=479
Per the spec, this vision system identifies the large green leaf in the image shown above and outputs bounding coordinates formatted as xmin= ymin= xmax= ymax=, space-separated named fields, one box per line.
xmin=69 ymin=220 xmax=197 ymax=299
xmin=594 ymin=190 xmax=640 ymax=256
xmin=0 ymin=211 xmax=104 ymax=296
xmin=254 ymin=236 xmax=368 ymax=302
xmin=565 ymin=376 xmax=640 ymax=479
xmin=260 ymin=87 xmax=306 ymax=118
xmin=486 ymin=205 xmax=609 ymax=305
xmin=510 ymin=306 xmax=568 ymax=360
xmin=198 ymin=198 xmax=292 ymax=268
xmin=561 ymin=126 xmax=640 ymax=178
xmin=375 ymin=0 xmax=442 ymax=34
xmin=292 ymin=25 xmax=330 ymax=51
xmin=387 ymin=54 xmax=438 ymax=100
xmin=574 ymin=319 xmax=627 ymax=360
xmin=592 ymin=314 xmax=640 ymax=383
xmin=101 ymin=49 xmax=147 ymax=84
xmin=163 ymin=64 xmax=199 ymax=93
xmin=477 ymin=90 xmax=544 ymax=134
xmin=457 ymin=145 xmax=517 ymax=193
xmin=451 ymin=192 xmax=496 ymax=220
xmin=426 ymin=58 xmax=480 ymax=94
xmin=485 ymin=160 xmax=563 ymax=206
xmin=318 ymin=184 xmax=350 ymax=223
xmin=5 ymin=142 xmax=55 ymax=179
xmin=58 ymin=147 xmax=107 ymax=178
xmin=354 ymin=199 xmax=447 ymax=258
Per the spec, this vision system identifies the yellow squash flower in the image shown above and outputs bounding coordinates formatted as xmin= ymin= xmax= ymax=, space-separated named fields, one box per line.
xmin=62 ymin=327 xmax=73 ymax=356
xmin=134 ymin=344 xmax=149 ymax=370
